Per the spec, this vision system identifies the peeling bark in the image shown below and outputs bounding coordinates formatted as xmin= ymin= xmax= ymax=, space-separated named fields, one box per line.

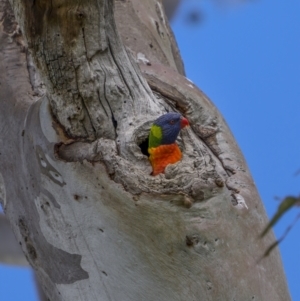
xmin=0 ymin=0 xmax=291 ymax=300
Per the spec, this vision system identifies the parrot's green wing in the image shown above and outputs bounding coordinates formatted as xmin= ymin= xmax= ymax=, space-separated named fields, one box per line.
xmin=148 ymin=125 xmax=163 ymax=148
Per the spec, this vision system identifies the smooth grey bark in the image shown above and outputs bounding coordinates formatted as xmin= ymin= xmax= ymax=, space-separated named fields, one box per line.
xmin=0 ymin=0 xmax=290 ymax=301
xmin=0 ymin=214 xmax=28 ymax=266
xmin=0 ymin=212 xmax=47 ymax=301
xmin=0 ymin=0 xmax=181 ymax=271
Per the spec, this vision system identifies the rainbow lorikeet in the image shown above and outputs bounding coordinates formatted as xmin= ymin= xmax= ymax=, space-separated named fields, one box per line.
xmin=148 ymin=112 xmax=189 ymax=176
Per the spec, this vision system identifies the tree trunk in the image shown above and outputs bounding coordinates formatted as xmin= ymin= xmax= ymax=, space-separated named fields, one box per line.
xmin=0 ymin=0 xmax=290 ymax=300
xmin=0 ymin=214 xmax=28 ymax=266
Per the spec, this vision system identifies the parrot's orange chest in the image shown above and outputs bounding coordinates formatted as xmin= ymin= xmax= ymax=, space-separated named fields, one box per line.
xmin=148 ymin=143 xmax=182 ymax=176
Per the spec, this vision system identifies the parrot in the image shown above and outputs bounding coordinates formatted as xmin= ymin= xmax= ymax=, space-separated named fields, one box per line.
xmin=148 ymin=112 xmax=189 ymax=176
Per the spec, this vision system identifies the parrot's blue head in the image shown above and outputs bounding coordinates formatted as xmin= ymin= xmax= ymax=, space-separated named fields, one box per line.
xmin=154 ymin=112 xmax=189 ymax=145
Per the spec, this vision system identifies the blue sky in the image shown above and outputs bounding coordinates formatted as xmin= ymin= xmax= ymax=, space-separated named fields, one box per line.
xmin=1 ymin=0 xmax=299 ymax=300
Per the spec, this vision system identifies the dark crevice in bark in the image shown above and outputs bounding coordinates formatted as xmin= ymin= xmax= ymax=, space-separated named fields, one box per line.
xmin=81 ymin=27 xmax=88 ymax=61
xmin=107 ymin=100 xmax=118 ymax=130
xmin=102 ymin=72 xmax=118 ymax=135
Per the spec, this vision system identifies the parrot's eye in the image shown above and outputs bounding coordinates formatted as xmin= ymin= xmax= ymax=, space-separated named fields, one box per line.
xmin=169 ymin=120 xmax=175 ymax=125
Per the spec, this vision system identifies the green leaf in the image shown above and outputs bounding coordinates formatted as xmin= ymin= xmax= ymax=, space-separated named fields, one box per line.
xmin=260 ymin=196 xmax=299 ymax=238
xmin=259 ymin=211 xmax=300 ymax=260
xmin=262 ymin=240 xmax=280 ymax=258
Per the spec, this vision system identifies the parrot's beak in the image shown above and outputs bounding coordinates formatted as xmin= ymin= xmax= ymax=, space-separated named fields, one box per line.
xmin=180 ymin=117 xmax=189 ymax=128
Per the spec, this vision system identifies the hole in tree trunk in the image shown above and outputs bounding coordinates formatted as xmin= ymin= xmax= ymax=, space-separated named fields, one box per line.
xmin=139 ymin=137 xmax=150 ymax=157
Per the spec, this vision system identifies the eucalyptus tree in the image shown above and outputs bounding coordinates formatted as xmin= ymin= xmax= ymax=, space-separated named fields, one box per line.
xmin=0 ymin=0 xmax=290 ymax=300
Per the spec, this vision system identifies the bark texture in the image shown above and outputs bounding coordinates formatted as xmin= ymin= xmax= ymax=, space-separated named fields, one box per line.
xmin=0 ymin=0 xmax=290 ymax=300
xmin=0 ymin=214 xmax=28 ymax=265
